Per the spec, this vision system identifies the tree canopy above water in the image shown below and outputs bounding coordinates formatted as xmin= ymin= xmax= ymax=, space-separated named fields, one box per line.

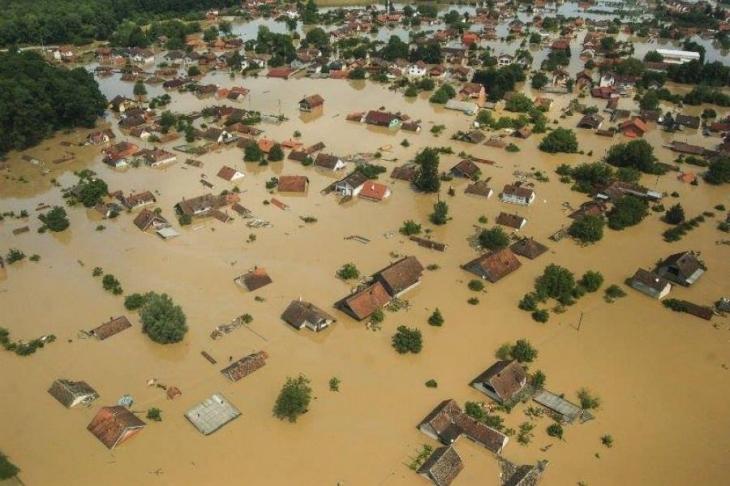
xmin=0 ymin=50 xmax=106 ymax=154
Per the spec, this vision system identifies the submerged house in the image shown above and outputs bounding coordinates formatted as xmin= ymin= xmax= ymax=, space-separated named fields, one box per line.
xmin=500 ymin=184 xmax=535 ymax=206
xmin=235 ymin=267 xmax=272 ymax=292
xmin=48 ymin=379 xmax=99 ymax=408
xmin=299 ymin=94 xmax=324 ymax=112
xmin=90 ymin=316 xmax=132 ymax=340
xmin=334 ymin=171 xmax=368 ymax=197
xmin=418 ymin=399 xmax=508 ymax=455
xmin=281 ymin=300 xmax=336 ymax=332
xmin=358 ymin=181 xmax=391 ymax=202
xmin=364 ymin=110 xmax=402 ymax=129
xmin=510 ymin=237 xmax=548 ymax=260
xmin=656 ymin=251 xmax=705 ymax=286
xmin=339 ymin=281 xmax=392 ymax=321
xmin=220 ymin=351 xmax=268 ymax=382
xmin=374 ymin=256 xmax=424 ymax=297
xmin=464 ymin=180 xmax=493 ymax=198
xmin=217 ymin=165 xmax=245 ymax=182
xmin=315 ymin=153 xmax=347 ymax=171
xmin=463 ymin=249 xmax=522 ymax=283
xmin=629 ymin=268 xmax=671 ymax=299
xmin=277 ymin=175 xmax=309 ymax=193
xmin=417 ymin=446 xmax=464 ymax=486
xmin=185 ymin=393 xmax=241 ymax=435
xmin=87 ymin=406 xmax=145 ymax=449
xmin=496 ymin=212 xmax=527 ymax=230
xmin=471 ymin=360 xmax=527 ymax=404
xmin=450 ymin=159 xmax=481 ymax=179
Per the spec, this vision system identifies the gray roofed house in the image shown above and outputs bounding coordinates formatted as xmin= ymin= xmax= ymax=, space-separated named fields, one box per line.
xmin=48 ymin=379 xmax=99 ymax=408
xmin=281 ymin=300 xmax=336 ymax=332
xmin=656 ymin=251 xmax=705 ymax=286
xmin=532 ymin=389 xmax=593 ymax=424
xmin=501 ymin=460 xmax=548 ymax=486
xmin=417 ymin=446 xmax=464 ymax=486
xmin=471 ymin=360 xmax=528 ymax=404
xmin=185 ymin=393 xmax=241 ymax=435
xmin=465 ymin=180 xmax=493 ymax=198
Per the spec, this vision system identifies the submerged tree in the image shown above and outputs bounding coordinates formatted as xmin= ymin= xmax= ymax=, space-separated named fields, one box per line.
xmin=39 ymin=206 xmax=70 ymax=232
xmin=413 ymin=148 xmax=441 ymax=193
xmin=140 ymin=292 xmax=188 ymax=344
xmin=273 ymin=375 xmax=312 ymax=422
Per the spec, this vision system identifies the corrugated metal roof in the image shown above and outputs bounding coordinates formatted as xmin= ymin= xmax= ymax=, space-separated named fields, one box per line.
xmin=185 ymin=393 xmax=241 ymax=435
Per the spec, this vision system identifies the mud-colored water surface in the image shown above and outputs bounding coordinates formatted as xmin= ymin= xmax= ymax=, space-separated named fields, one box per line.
xmin=1 ymin=72 xmax=729 ymax=486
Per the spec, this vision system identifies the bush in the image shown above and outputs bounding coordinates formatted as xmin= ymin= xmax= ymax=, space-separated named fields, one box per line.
xmin=124 ymin=293 xmax=148 ymax=311
xmin=146 ymin=408 xmax=162 ymax=421
xmin=244 ymin=144 xmax=263 ymax=162
xmin=405 ymin=86 xmax=418 ymax=97
xmin=178 ymin=214 xmax=192 ymax=226
xmin=468 ymin=279 xmax=485 ymax=292
xmin=140 ymin=292 xmax=188 ymax=344
xmin=0 ymin=452 xmax=20 ymax=480
xmin=664 ymin=204 xmax=685 ymax=225
xmin=400 ymin=220 xmax=422 ymax=236
xmin=531 ymin=370 xmax=546 ymax=389
xmin=601 ymin=434 xmax=614 ymax=448
xmin=39 ymin=206 xmax=70 ymax=232
xmin=336 ymin=263 xmax=359 ymax=280
xmin=467 ymin=297 xmax=480 ymax=305
xmin=531 ymin=309 xmax=549 ymax=322
xmin=511 ymin=339 xmax=538 ymax=363
xmin=6 ymin=249 xmax=25 ymax=264
xmin=428 ymin=308 xmax=444 ymax=326
xmin=580 ymin=271 xmax=604 ymax=292
xmin=519 ymin=293 xmax=538 ymax=311
xmin=505 ymin=143 xmax=520 ymax=152
xmin=535 ymin=264 xmax=576 ymax=302
xmin=102 ymin=274 xmax=123 ymax=295
xmin=273 ymin=375 xmax=312 ymax=422
xmin=329 ymin=377 xmax=340 ymax=392
xmin=392 ymin=325 xmax=423 ymax=354
xmin=604 ymin=285 xmax=626 ymax=301
xmin=577 ymin=388 xmax=601 ymax=410
xmin=547 ymin=423 xmax=563 ymax=439
xmin=425 ymin=379 xmax=438 ymax=388
xmin=704 ymin=157 xmax=730 ymax=185
xmin=268 ymin=143 xmax=284 ymax=161
xmin=569 ymin=215 xmax=605 ymax=243
xmin=429 ymin=201 xmax=449 ymax=225
xmin=478 ymin=226 xmax=510 ymax=250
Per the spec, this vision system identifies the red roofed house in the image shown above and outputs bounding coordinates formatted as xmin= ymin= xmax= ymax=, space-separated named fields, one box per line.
xmin=217 ymin=165 xmax=245 ymax=182
xmin=358 ymin=181 xmax=391 ymax=202
xmin=87 ymin=406 xmax=145 ymax=449
xmin=619 ymin=117 xmax=648 ymax=138
xmin=267 ymin=67 xmax=295 ymax=79
xmin=339 ymin=282 xmax=391 ymax=321
xmin=277 ymin=175 xmax=309 ymax=193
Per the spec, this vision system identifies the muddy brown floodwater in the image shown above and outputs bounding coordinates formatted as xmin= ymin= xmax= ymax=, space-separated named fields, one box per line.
xmin=1 ymin=77 xmax=729 ymax=486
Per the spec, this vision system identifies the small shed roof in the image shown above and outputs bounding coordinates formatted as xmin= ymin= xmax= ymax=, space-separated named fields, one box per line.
xmin=90 ymin=316 xmax=132 ymax=340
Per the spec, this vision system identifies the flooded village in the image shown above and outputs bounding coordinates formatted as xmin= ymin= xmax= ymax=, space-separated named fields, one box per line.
xmin=1 ymin=0 xmax=730 ymax=485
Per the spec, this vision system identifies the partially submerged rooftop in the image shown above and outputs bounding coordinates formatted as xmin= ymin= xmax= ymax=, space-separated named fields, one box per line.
xmin=185 ymin=393 xmax=241 ymax=435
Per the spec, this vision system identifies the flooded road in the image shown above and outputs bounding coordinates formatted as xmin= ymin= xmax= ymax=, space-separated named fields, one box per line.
xmin=2 ymin=44 xmax=730 ymax=486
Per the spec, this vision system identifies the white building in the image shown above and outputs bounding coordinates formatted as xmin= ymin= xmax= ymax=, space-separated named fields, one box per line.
xmin=655 ymin=49 xmax=701 ymax=65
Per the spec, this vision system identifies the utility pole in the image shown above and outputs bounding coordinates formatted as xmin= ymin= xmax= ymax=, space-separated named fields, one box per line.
xmin=576 ymin=311 xmax=584 ymax=332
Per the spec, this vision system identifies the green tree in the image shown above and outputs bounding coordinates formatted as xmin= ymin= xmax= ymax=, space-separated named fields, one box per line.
xmin=39 ymin=206 xmax=70 ymax=232
xmin=0 ymin=451 xmax=20 ymax=480
xmin=244 ymin=144 xmax=263 ymax=162
xmin=348 ymin=67 xmax=366 ymax=80
xmin=605 ymin=139 xmax=658 ymax=173
xmin=531 ymin=71 xmax=549 ymax=90
xmin=705 ymin=157 xmax=730 ymax=184
xmin=203 ymin=26 xmax=219 ymax=43
xmin=580 ymin=271 xmax=604 ymax=292
xmin=639 ymin=89 xmax=660 ymax=111
xmin=400 ymin=220 xmax=422 ymax=235
xmin=511 ymin=339 xmax=538 ymax=363
xmin=607 ymin=196 xmax=648 ymax=230
xmin=578 ymin=388 xmax=601 ymax=410
xmin=392 ymin=326 xmax=423 ymax=354
xmin=505 ymin=93 xmax=534 ymax=112
xmin=428 ymin=308 xmax=444 ymax=326
xmin=413 ymin=148 xmax=441 ymax=193
xmin=188 ymin=65 xmax=201 ymax=77
xmin=268 ymin=143 xmax=284 ymax=161
xmin=535 ymin=264 xmax=576 ymax=302
xmin=429 ymin=84 xmax=456 ymax=104
xmin=124 ymin=293 xmax=148 ymax=311
xmin=146 ymin=408 xmax=162 ymax=421
xmin=133 ymin=80 xmax=147 ymax=98
xmin=76 ymin=178 xmax=109 ymax=207
xmin=337 ymin=263 xmax=359 ymax=280
xmin=139 ymin=292 xmax=188 ymax=344
xmin=274 ymin=375 xmax=312 ymax=422
xmin=478 ymin=226 xmax=510 ymax=250
xmin=568 ymin=215 xmax=605 ymax=243
xmin=547 ymin=423 xmax=563 ymax=439
xmin=302 ymin=0 xmax=319 ymax=24
xmin=379 ymin=35 xmax=409 ymax=61
xmin=664 ymin=204 xmax=685 ymax=225
xmin=538 ymin=128 xmax=578 ymax=153
xmin=304 ymin=27 xmax=329 ymax=49
xmin=430 ymin=201 xmax=449 ymax=225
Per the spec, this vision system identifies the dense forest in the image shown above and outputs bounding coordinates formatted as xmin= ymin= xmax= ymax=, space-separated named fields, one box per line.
xmin=0 ymin=51 xmax=106 ymax=154
xmin=0 ymin=0 xmax=238 ymax=46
